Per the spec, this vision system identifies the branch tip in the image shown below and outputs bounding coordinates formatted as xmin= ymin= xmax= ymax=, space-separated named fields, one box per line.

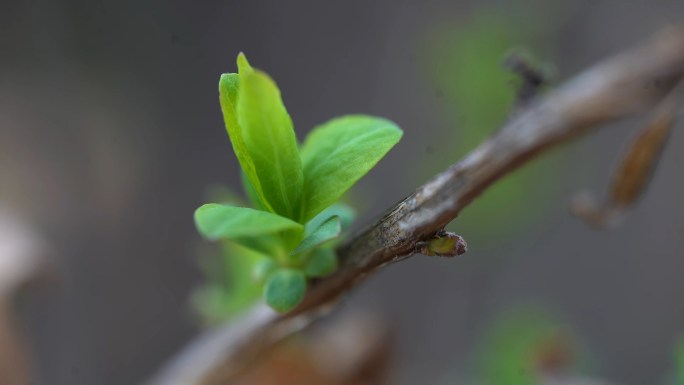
xmin=503 ymin=49 xmax=549 ymax=106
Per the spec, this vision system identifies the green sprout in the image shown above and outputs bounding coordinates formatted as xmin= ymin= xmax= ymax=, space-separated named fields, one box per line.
xmin=194 ymin=53 xmax=402 ymax=313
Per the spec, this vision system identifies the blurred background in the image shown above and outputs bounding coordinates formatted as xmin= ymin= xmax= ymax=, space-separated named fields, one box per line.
xmin=2 ymin=0 xmax=684 ymax=384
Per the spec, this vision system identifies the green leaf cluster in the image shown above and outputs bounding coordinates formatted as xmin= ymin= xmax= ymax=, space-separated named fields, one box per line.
xmin=195 ymin=53 xmax=402 ymax=313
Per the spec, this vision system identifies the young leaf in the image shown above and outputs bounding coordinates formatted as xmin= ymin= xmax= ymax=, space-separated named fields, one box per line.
xmin=237 ymin=52 xmax=254 ymax=75
xmin=299 ymin=115 xmax=402 ymax=221
xmin=252 ymin=258 xmax=277 ymax=284
xmin=305 ymin=203 xmax=356 ymax=235
xmin=237 ymin=68 xmax=303 ymax=219
xmin=241 ymin=171 xmax=267 ymax=211
xmin=291 ymin=216 xmax=341 ymax=257
xmin=264 ymin=268 xmax=306 ymax=313
xmin=219 ymin=73 xmax=273 ymax=213
xmin=195 ymin=203 xmax=303 ymax=242
xmin=304 ymin=248 xmax=337 ymax=278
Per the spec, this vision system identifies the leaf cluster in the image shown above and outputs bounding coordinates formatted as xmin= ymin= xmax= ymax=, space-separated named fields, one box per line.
xmin=195 ymin=54 xmax=402 ymax=313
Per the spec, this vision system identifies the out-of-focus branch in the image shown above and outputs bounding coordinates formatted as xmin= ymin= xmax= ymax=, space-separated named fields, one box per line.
xmin=229 ymin=311 xmax=392 ymax=385
xmin=148 ymin=27 xmax=684 ymax=385
xmin=0 ymin=207 xmax=49 ymax=385
xmin=0 ymin=297 xmax=32 ymax=385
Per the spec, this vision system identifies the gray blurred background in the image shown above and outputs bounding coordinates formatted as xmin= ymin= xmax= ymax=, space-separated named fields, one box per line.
xmin=2 ymin=0 xmax=684 ymax=384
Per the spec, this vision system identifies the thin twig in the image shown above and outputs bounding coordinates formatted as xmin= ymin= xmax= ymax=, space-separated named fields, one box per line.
xmin=504 ymin=50 xmax=549 ymax=107
xmin=148 ymin=26 xmax=684 ymax=385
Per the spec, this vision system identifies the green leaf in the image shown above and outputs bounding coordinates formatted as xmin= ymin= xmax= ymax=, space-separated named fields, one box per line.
xmin=252 ymin=258 xmax=277 ymax=284
xmin=264 ymin=268 xmax=306 ymax=313
xmin=304 ymin=248 xmax=337 ymax=278
xmin=305 ymin=203 xmax=356 ymax=235
xmin=291 ymin=216 xmax=341 ymax=257
xmin=219 ymin=72 xmax=272 ymax=213
xmin=299 ymin=115 xmax=402 ymax=221
xmin=237 ymin=67 xmax=303 ymax=219
xmin=241 ymin=171 xmax=267 ymax=211
xmin=237 ymin=52 xmax=254 ymax=75
xmin=195 ymin=204 xmax=303 ymax=250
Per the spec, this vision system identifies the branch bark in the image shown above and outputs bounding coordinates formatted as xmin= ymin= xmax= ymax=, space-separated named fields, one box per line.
xmin=148 ymin=26 xmax=684 ymax=385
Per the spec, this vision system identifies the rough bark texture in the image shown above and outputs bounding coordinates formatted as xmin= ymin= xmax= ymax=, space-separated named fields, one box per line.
xmin=148 ymin=27 xmax=684 ymax=385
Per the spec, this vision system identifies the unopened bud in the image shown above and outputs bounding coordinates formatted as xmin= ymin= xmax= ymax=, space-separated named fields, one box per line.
xmin=417 ymin=231 xmax=467 ymax=257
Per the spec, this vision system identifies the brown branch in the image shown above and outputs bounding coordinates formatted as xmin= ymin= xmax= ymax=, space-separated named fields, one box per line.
xmin=148 ymin=26 xmax=684 ymax=385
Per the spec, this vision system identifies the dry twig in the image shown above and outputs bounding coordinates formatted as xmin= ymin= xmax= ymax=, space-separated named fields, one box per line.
xmin=148 ymin=27 xmax=684 ymax=385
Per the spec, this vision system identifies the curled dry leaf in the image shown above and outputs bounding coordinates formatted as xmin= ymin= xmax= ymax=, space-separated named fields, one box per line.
xmin=571 ymin=80 xmax=684 ymax=228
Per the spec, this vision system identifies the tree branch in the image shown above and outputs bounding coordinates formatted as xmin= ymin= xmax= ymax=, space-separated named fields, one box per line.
xmin=148 ymin=26 xmax=684 ymax=385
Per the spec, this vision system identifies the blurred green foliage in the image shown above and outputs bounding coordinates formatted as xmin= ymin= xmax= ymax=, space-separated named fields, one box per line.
xmin=658 ymin=336 xmax=684 ymax=385
xmin=474 ymin=305 xmax=585 ymax=385
xmin=425 ymin=10 xmax=563 ymax=244
xmin=676 ymin=337 xmax=684 ymax=384
xmin=192 ymin=241 xmax=263 ymax=324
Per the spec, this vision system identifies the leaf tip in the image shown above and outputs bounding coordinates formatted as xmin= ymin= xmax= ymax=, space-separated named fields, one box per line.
xmin=218 ymin=72 xmax=235 ymax=87
xmin=382 ymin=117 xmax=404 ymax=141
xmin=194 ymin=203 xmax=218 ymax=240
xmin=237 ymin=52 xmax=254 ymax=75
